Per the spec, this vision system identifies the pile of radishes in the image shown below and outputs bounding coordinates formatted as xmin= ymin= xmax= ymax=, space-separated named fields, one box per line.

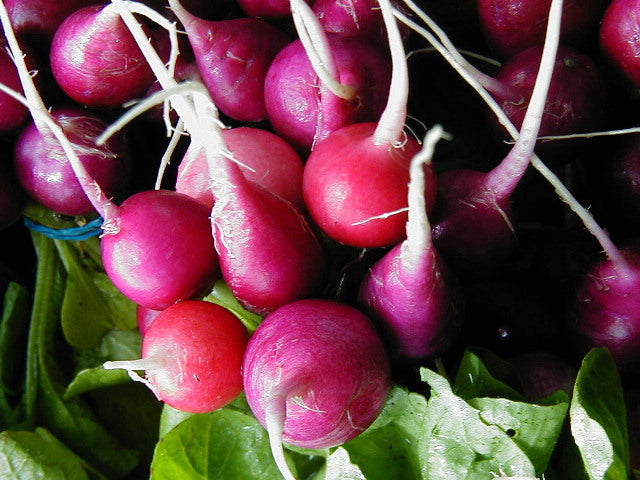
xmin=1 ymin=0 xmax=640 ymax=478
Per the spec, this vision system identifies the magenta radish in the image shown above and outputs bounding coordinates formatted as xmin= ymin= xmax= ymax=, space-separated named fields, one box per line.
xmin=136 ymin=304 xmax=163 ymax=337
xmin=236 ymin=0 xmax=311 ymax=19
xmin=488 ymin=44 xmax=606 ymax=146
xmin=167 ymin=0 xmax=289 ymax=122
xmin=49 ymin=3 xmax=156 ymax=108
xmin=312 ymin=0 xmax=392 ymax=46
xmin=0 ymin=43 xmax=29 ymax=134
xmin=265 ymin=0 xmax=391 ymax=153
xmin=599 ymin=0 xmax=640 ymax=88
xmin=302 ymin=0 xmax=432 ymax=248
xmin=242 ymin=298 xmax=391 ymax=480
xmin=104 ymin=300 xmax=248 ymax=413
xmin=5 ymin=0 xmax=97 ymax=42
xmin=13 ymin=107 xmax=130 ymax=217
xmin=428 ymin=0 xmax=563 ymax=275
xmin=477 ymin=0 xmax=604 ymax=58
xmin=357 ymin=126 xmax=464 ymax=359
xmin=175 ymin=126 xmax=305 ymax=211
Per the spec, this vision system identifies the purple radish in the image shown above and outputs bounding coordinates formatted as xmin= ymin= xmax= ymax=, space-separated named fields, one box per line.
xmin=357 ymin=126 xmax=464 ymax=359
xmin=568 ymin=239 xmax=640 ymax=368
xmin=5 ymin=0 xmax=98 ymax=42
xmin=242 ymin=298 xmax=391 ymax=480
xmin=599 ymin=0 xmax=640 ymax=88
xmin=176 ymin=126 xmax=305 ymax=211
xmin=429 ymin=0 xmax=563 ymax=275
xmin=302 ymin=0 xmax=432 ymax=248
xmin=0 ymin=42 xmax=29 ymax=134
xmin=509 ymin=351 xmax=576 ymax=401
xmin=477 ymin=0 xmax=604 ymax=59
xmin=236 ymin=0 xmax=311 ymax=19
xmin=0 ymin=3 xmax=220 ymax=311
xmin=49 ymin=3 xmax=156 ymax=108
xmin=265 ymin=0 xmax=391 ymax=153
xmin=168 ymin=0 xmax=289 ymax=122
xmin=13 ymin=107 xmax=130 ymax=217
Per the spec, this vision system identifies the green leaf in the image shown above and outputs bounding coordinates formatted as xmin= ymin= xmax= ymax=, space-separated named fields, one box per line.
xmin=205 ymin=280 xmax=263 ymax=332
xmin=420 ymin=368 xmax=537 ymax=479
xmin=453 ymin=349 xmax=523 ymax=401
xmin=0 ymin=428 xmax=89 ymax=480
xmin=570 ymin=348 xmax=629 ymax=480
xmin=150 ymin=409 xmax=281 ymax=479
xmin=63 ymin=367 xmax=130 ymax=400
xmin=90 ymin=272 xmax=136 ymax=330
xmin=325 ymin=447 xmax=366 ymax=479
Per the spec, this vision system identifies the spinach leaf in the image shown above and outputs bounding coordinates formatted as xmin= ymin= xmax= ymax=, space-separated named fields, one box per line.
xmin=150 ymin=409 xmax=281 ymax=479
xmin=570 ymin=348 xmax=629 ymax=480
xmin=0 ymin=428 xmax=89 ymax=480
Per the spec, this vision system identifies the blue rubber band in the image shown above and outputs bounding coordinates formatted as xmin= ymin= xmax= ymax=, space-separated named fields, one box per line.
xmin=24 ymin=216 xmax=104 ymax=241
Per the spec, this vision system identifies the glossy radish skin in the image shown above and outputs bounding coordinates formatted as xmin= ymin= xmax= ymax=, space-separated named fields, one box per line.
xmin=490 ymin=45 xmax=605 ymax=141
xmin=477 ymin=0 xmax=604 ymax=58
xmin=136 ymin=304 xmax=162 ymax=337
xmin=265 ymin=34 xmax=391 ymax=153
xmin=312 ymin=0 xmax=388 ymax=45
xmin=49 ymin=4 xmax=156 ymax=108
xmin=100 ymin=189 xmax=219 ymax=311
xmin=237 ymin=0 xmax=311 ymax=18
xmin=0 ymin=46 xmax=29 ymax=134
xmin=176 ymin=126 xmax=305 ymax=211
xmin=169 ymin=0 xmax=290 ymax=122
xmin=243 ymin=298 xmax=390 ymax=449
xmin=599 ymin=0 xmax=640 ymax=87
xmin=107 ymin=300 xmax=248 ymax=413
xmin=303 ymin=122 xmax=430 ymax=248
xmin=5 ymin=0 xmax=98 ymax=42
xmin=13 ymin=108 xmax=130 ymax=216
xmin=568 ymin=242 xmax=640 ymax=367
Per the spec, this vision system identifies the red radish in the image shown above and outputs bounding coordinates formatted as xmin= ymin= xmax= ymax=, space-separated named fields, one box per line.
xmin=242 ymin=298 xmax=390 ymax=480
xmin=357 ymin=126 xmax=464 ymax=359
xmin=599 ymin=0 xmax=640 ymax=88
xmin=477 ymin=0 xmax=604 ymax=58
xmin=488 ymin=44 xmax=606 ymax=147
xmin=312 ymin=0 xmax=390 ymax=46
xmin=0 ymin=44 xmax=29 ymax=134
xmin=265 ymin=0 xmax=391 ymax=153
xmin=0 ymin=2 xmax=220 ymax=311
xmin=428 ymin=0 xmax=563 ymax=274
xmin=236 ymin=0 xmax=311 ymax=19
xmin=167 ymin=0 xmax=289 ymax=122
xmin=13 ymin=107 xmax=130 ymax=217
xmin=5 ymin=0 xmax=97 ymax=42
xmin=302 ymin=0 xmax=431 ymax=248
xmin=175 ymin=126 xmax=305 ymax=211
xmin=104 ymin=300 xmax=248 ymax=413
xmin=49 ymin=3 xmax=156 ymax=108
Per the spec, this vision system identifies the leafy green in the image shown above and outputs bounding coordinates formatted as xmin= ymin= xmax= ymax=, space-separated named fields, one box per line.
xmin=205 ymin=280 xmax=263 ymax=332
xmin=453 ymin=348 xmax=523 ymax=401
xmin=569 ymin=348 xmax=629 ymax=480
xmin=0 ymin=428 xmax=89 ymax=480
xmin=150 ymin=409 xmax=282 ymax=479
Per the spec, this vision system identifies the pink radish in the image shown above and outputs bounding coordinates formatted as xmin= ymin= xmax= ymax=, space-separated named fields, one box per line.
xmin=312 ymin=0 xmax=392 ymax=46
xmin=302 ymin=0 xmax=432 ymax=248
xmin=599 ymin=0 xmax=640 ymax=88
xmin=175 ymin=126 xmax=305 ymax=211
xmin=357 ymin=126 xmax=464 ymax=359
xmin=0 ymin=42 xmax=29 ymax=134
xmin=264 ymin=0 xmax=391 ymax=153
xmin=49 ymin=3 xmax=156 ymax=108
xmin=236 ymin=0 xmax=311 ymax=19
xmin=13 ymin=107 xmax=130 ymax=217
xmin=242 ymin=298 xmax=391 ymax=480
xmin=0 ymin=2 xmax=220 ymax=311
xmin=104 ymin=300 xmax=248 ymax=413
xmin=168 ymin=0 xmax=289 ymax=122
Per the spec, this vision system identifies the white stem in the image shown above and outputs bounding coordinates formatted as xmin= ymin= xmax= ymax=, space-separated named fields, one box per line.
xmin=393 ymin=6 xmax=629 ymax=271
xmin=373 ymin=0 xmax=409 ymax=146
xmin=290 ymin=0 xmax=357 ymax=100
xmin=265 ymin=402 xmax=298 ymax=480
xmin=156 ymin=118 xmax=185 ymax=189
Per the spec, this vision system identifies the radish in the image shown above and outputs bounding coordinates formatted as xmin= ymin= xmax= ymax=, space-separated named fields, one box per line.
xmin=104 ymin=300 xmax=248 ymax=413
xmin=599 ymin=0 xmax=640 ymax=88
xmin=136 ymin=304 xmax=162 ymax=337
xmin=477 ymin=0 xmax=604 ymax=58
xmin=312 ymin=0 xmax=393 ymax=46
xmin=49 ymin=3 xmax=156 ymax=108
xmin=0 ymin=1 xmax=220 ymax=310
xmin=167 ymin=0 xmax=290 ymax=122
xmin=302 ymin=0 xmax=432 ymax=248
xmin=265 ymin=0 xmax=391 ymax=153
xmin=175 ymin=126 xmax=305 ymax=211
xmin=236 ymin=0 xmax=311 ymax=19
xmin=425 ymin=0 xmax=563 ymax=274
xmin=13 ymin=107 xmax=130 ymax=217
xmin=242 ymin=298 xmax=391 ymax=480
xmin=357 ymin=125 xmax=464 ymax=359
xmin=0 ymin=43 xmax=29 ymax=134
xmin=509 ymin=351 xmax=576 ymax=401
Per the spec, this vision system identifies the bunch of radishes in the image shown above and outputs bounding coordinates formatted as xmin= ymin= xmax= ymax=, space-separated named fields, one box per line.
xmin=0 ymin=0 xmax=640 ymax=478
